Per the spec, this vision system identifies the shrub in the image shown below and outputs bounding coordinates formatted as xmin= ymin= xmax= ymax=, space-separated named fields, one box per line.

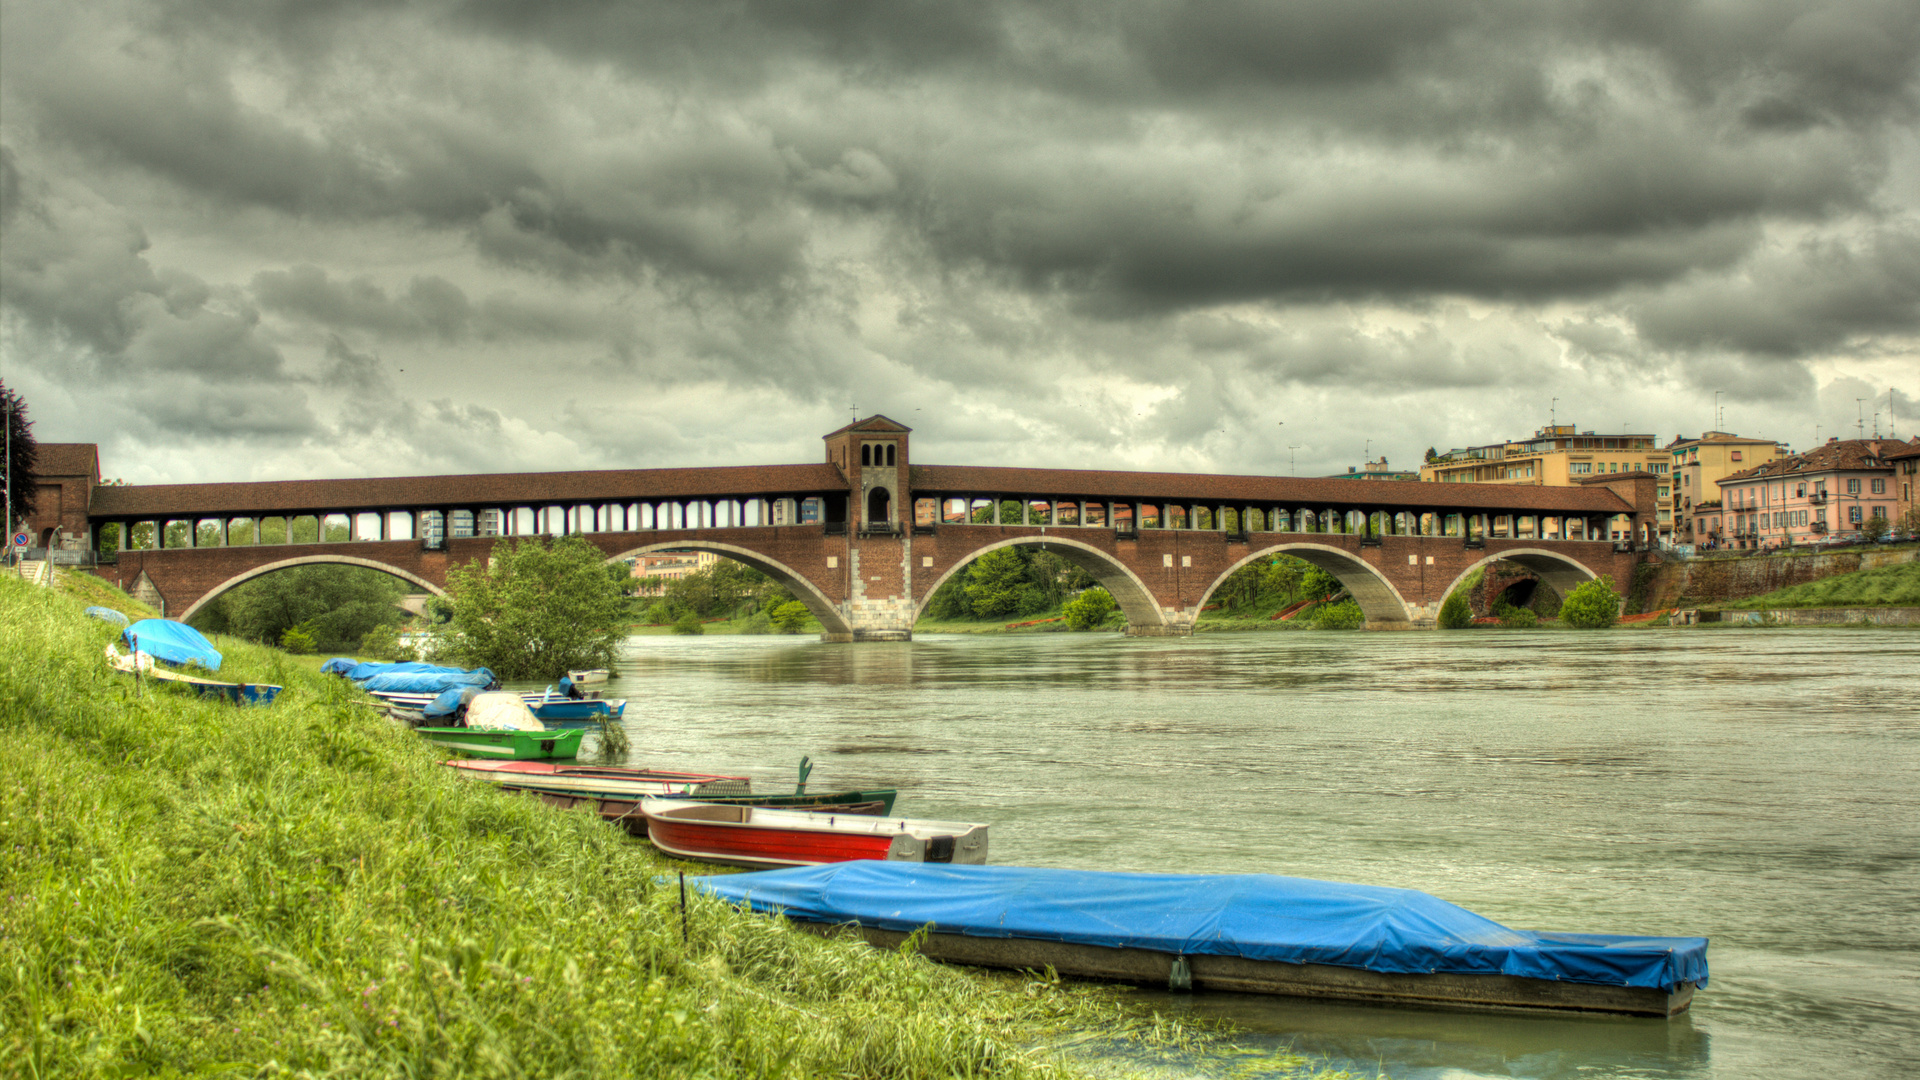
xmin=770 ymin=600 xmax=813 ymax=634
xmin=1498 ymin=606 xmax=1538 ymax=628
xmin=738 ymin=611 xmax=772 ymax=635
xmin=357 ymin=622 xmax=415 ymax=661
xmin=1438 ymin=590 xmax=1472 ymax=629
xmin=1312 ymin=600 xmax=1365 ymax=630
xmin=644 ymin=601 xmax=678 ymax=625
xmin=1062 ymin=587 xmax=1118 ymax=631
xmin=278 ymin=625 xmax=318 ymax=653
xmin=671 ymin=611 xmax=705 ymax=635
xmin=1559 ymin=576 xmax=1622 ymax=629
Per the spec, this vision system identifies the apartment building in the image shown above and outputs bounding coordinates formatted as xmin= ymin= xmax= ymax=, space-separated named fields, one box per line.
xmin=631 ymin=549 xmax=721 ymax=595
xmin=1668 ymin=432 xmax=1788 ymax=546
xmin=1713 ymin=439 xmax=1902 ymax=548
xmin=1420 ymin=425 xmax=1671 ymax=534
xmin=1878 ymin=439 xmax=1920 ymax=534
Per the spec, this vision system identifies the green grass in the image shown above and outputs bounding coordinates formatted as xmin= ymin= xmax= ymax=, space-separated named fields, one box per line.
xmin=1721 ymin=560 xmax=1920 ymax=609
xmin=5 ymin=575 xmax=1385 ymax=1079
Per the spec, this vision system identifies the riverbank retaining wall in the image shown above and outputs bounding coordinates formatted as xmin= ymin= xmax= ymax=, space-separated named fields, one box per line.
xmin=1638 ymin=545 xmax=1919 ymax=612
xmin=1674 ymin=606 xmax=1920 ymax=627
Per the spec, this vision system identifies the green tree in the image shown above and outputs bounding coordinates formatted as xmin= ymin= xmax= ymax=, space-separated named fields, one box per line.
xmin=1861 ymin=514 xmax=1892 ymax=543
xmin=1062 ymin=587 xmax=1118 ymax=630
xmin=279 ymin=625 xmax=319 ymax=654
xmin=1559 ymin=575 xmax=1621 ymax=629
xmin=966 ymin=548 xmax=1043 ymax=618
xmin=2 ymin=381 xmax=36 ymax=531
xmin=1438 ymin=589 xmax=1473 ymax=629
xmin=193 ymin=565 xmax=409 ymax=653
xmin=671 ymin=611 xmax=705 ymax=635
xmin=440 ymin=536 xmax=627 ymax=679
xmin=1299 ymin=565 xmax=1341 ymax=602
xmin=771 ymin=600 xmax=813 ymax=633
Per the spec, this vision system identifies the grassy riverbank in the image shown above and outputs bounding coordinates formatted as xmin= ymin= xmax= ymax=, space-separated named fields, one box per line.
xmin=1718 ymin=560 xmax=1920 ymax=609
xmin=2 ymin=575 xmax=1378 ymax=1079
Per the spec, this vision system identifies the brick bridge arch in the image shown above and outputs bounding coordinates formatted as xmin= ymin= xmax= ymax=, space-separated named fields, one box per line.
xmin=1437 ymin=549 xmax=1603 ymax=612
xmin=604 ymin=540 xmax=856 ymax=638
xmin=177 ymin=554 xmax=449 ymax=622
xmin=1198 ymin=543 xmax=1416 ymax=629
xmin=911 ymin=535 xmax=1169 ymax=631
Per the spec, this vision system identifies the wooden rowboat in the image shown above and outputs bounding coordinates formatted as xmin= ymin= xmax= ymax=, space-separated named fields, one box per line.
xmin=415 ymin=726 xmax=584 ymax=760
xmin=640 ymin=798 xmax=988 ymax=869
xmin=106 ymin=645 xmax=283 ymax=705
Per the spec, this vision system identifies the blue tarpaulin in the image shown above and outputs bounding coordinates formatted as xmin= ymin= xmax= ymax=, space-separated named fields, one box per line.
xmin=320 ymin=657 xmax=359 ymax=675
xmin=693 ymin=863 xmax=1708 ymax=994
xmin=424 ymin=686 xmax=479 ymax=718
xmin=359 ymin=669 xmax=496 ymax=694
xmin=86 ymin=606 xmax=131 ymax=627
xmin=123 ymin=620 xmax=222 ymax=672
xmin=339 ymin=660 xmax=473 ymax=683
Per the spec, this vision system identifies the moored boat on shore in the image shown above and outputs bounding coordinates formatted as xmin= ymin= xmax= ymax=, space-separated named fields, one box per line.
xmin=642 ymin=799 xmax=987 ymax=869
xmin=695 ymin=863 xmax=1707 ymax=1018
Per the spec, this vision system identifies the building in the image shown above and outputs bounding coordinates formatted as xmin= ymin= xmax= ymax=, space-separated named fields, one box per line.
xmin=1878 ymin=439 xmax=1920 ymax=536
xmin=1712 ymin=439 xmax=1902 ymax=549
xmin=1420 ymin=425 xmax=1671 ymax=531
xmin=18 ymin=443 xmax=101 ymax=554
xmin=631 ymin=549 xmax=721 ymax=595
xmin=1329 ymin=457 xmax=1420 ymax=482
xmin=1668 ymin=432 xmax=1788 ymax=547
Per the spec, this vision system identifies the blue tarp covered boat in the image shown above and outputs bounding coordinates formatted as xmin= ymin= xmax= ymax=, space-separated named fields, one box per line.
xmin=695 ymin=863 xmax=1707 ymax=1017
xmin=123 ymin=620 xmax=222 ymax=671
xmin=359 ymin=669 xmax=497 ymax=694
xmin=86 ymin=606 xmax=131 ymax=627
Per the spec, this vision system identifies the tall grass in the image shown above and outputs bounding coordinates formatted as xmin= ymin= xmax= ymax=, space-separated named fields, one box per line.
xmin=3 ymin=576 xmax=1386 ymax=1079
xmin=1723 ymin=560 xmax=1920 ymax=609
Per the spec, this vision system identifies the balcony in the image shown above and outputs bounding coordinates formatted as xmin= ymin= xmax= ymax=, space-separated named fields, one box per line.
xmin=1224 ymin=529 xmax=1249 ymax=544
xmin=1808 ymin=492 xmax=1827 ymax=505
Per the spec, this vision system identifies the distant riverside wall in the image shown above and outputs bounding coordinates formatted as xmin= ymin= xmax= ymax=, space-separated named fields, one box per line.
xmin=1638 ymin=546 xmax=1918 ymax=612
xmin=1675 ymin=607 xmax=1920 ymax=627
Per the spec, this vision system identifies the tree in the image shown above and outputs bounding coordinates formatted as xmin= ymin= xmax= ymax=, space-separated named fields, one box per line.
xmin=1559 ymin=575 xmax=1621 ymax=629
xmin=1062 ymin=587 xmax=1118 ymax=630
xmin=440 ymin=536 xmax=627 ymax=679
xmin=1438 ymin=589 xmax=1473 ymax=629
xmin=193 ymin=564 xmax=408 ymax=653
xmin=2 ymin=381 xmax=37 ymax=533
xmin=771 ymin=600 xmax=813 ymax=633
xmin=1424 ymin=447 xmax=1439 ymax=462
xmin=965 ymin=548 xmax=1043 ymax=618
xmin=1860 ymin=514 xmax=1892 ymax=543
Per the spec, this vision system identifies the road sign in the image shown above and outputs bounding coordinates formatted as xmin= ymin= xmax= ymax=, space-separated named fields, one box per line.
xmin=11 ymin=533 xmax=27 ymax=548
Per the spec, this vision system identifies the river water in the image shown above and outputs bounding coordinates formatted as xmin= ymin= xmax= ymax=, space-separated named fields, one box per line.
xmin=576 ymin=628 xmax=1920 ymax=1080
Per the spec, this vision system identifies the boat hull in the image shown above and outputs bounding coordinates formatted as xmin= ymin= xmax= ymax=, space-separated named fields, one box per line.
xmin=812 ymin=926 xmax=1695 ymax=1018
xmin=641 ymin=800 xmax=987 ymax=870
xmin=510 ymin=789 xmax=894 ymax=836
xmin=526 ymin=699 xmax=626 ymax=727
xmin=416 ymin=727 xmax=583 ymax=759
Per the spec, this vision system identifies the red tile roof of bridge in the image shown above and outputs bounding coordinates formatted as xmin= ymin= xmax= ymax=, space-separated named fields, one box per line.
xmin=911 ymin=465 xmax=1636 ymax=513
xmin=84 ymin=461 xmax=1635 ymax=518
xmin=88 ymin=463 xmax=851 ymax=517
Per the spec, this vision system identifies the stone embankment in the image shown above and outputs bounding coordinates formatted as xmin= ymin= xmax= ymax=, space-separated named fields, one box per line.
xmin=1673 ymin=606 xmax=1920 ymax=627
xmin=1638 ymin=546 xmax=1918 ymax=612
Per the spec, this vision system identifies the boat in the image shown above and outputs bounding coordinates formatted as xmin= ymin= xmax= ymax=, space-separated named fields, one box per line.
xmin=694 ymin=863 xmax=1708 ymax=1019
xmin=640 ymin=798 xmax=988 ymax=869
xmin=568 ymin=669 xmax=611 ymax=685
xmin=416 ymin=726 xmax=584 ymax=760
xmin=414 ymin=691 xmax=581 ymax=760
xmin=105 ymin=645 xmax=283 ymax=706
xmin=525 ymin=697 xmax=626 ymax=729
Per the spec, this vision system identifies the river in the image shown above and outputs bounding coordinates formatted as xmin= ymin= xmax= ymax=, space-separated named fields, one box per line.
xmin=575 ymin=628 xmax=1920 ymax=1080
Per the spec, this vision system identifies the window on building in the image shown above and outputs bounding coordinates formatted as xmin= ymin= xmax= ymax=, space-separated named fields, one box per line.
xmin=1570 ymin=462 xmax=1591 ymax=474
xmin=1870 ymin=479 xmax=1885 ymax=494
xmin=1850 ymin=506 xmax=1863 ymax=523
xmin=1658 ymin=486 xmax=1670 ymax=498
xmin=1873 ymin=506 xmax=1887 ymax=519
xmin=1731 ymin=451 xmax=1743 ymax=461
xmin=1847 ymin=479 xmax=1861 ymax=494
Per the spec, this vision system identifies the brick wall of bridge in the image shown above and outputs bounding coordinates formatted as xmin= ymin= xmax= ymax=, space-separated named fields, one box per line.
xmin=99 ymin=525 xmax=1642 ymax=634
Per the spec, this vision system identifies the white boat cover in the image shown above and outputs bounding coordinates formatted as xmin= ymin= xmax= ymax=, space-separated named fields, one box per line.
xmin=463 ymin=692 xmax=545 ymax=731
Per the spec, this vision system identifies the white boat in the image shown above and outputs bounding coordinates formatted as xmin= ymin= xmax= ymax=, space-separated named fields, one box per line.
xmin=568 ymin=669 xmax=611 ymax=685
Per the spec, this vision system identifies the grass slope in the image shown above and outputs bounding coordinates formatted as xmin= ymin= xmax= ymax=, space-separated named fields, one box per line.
xmin=1723 ymin=561 xmax=1920 ymax=609
xmin=7 ymin=576 xmax=1344 ymax=1079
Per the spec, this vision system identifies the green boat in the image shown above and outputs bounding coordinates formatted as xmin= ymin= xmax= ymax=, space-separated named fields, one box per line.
xmin=416 ymin=725 xmax=584 ymax=760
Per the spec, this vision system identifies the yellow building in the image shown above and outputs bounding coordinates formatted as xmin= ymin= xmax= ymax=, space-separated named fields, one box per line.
xmin=1667 ymin=432 xmax=1788 ymax=546
xmin=1421 ymin=425 xmax=1671 ymax=539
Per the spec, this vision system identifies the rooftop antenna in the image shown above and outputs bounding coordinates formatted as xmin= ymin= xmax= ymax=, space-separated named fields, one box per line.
xmin=1288 ymin=445 xmax=1301 ymax=476
xmin=1856 ymin=398 xmax=1867 ymax=438
xmin=1713 ymin=390 xmax=1723 ymax=431
xmin=1550 ymin=397 xmax=1557 ymax=428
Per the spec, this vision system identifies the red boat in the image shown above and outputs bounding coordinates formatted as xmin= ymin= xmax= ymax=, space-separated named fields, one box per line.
xmin=640 ymin=798 xmax=990 ymax=869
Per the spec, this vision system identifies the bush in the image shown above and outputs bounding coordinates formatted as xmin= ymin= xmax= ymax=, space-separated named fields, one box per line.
xmin=644 ymin=601 xmax=678 ymax=625
xmin=440 ymin=536 xmax=627 ymax=679
xmin=1062 ymin=587 xmax=1118 ymax=631
xmin=1312 ymin=600 xmax=1365 ymax=630
xmin=1559 ymin=576 xmax=1622 ymax=629
xmin=737 ymin=612 xmax=772 ymax=635
xmin=671 ymin=611 xmax=705 ymax=635
xmin=1498 ymin=606 xmax=1538 ymax=628
xmin=770 ymin=600 xmax=813 ymax=634
xmin=1438 ymin=590 xmax=1473 ymax=629
xmin=278 ymin=625 xmax=318 ymax=653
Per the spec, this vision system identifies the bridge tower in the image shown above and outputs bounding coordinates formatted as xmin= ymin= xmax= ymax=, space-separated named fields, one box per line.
xmin=821 ymin=416 xmax=916 ymax=641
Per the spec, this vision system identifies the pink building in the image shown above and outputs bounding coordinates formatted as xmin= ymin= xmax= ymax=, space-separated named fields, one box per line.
xmin=1714 ymin=438 xmax=1901 ymax=548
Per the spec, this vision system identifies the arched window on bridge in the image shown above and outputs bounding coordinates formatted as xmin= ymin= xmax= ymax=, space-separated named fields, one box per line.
xmin=867 ymin=487 xmax=892 ymax=527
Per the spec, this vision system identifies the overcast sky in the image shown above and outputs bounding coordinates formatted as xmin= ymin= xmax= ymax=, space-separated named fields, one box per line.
xmin=3 ymin=0 xmax=1917 ymax=486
